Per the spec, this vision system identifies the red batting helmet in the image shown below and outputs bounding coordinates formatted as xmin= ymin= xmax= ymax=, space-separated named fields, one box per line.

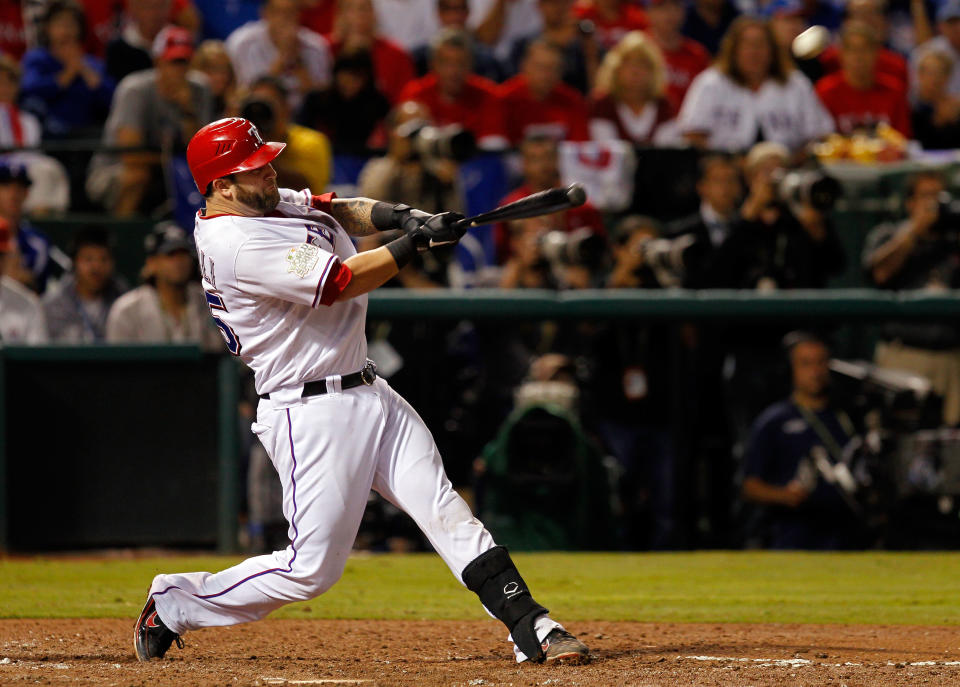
xmin=187 ymin=117 xmax=286 ymax=193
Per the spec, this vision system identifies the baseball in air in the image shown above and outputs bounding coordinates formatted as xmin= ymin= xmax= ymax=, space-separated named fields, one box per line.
xmin=792 ymin=25 xmax=830 ymax=60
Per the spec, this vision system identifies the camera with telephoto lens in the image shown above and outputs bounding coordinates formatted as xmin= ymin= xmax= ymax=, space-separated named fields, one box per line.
xmin=539 ymin=228 xmax=606 ymax=269
xmin=933 ymin=191 xmax=960 ymax=241
xmin=775 ymin=168 xmax=843 ymax=212
xmin=239 ymin=96 xmax=276 ymax=139
xmin=395 ymin=119 xmax=477 ymax=163
xmin=634 ymin=233 xmax=699 ymax=287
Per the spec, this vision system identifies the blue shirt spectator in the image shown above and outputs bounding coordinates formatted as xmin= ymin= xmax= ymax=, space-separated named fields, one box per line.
xmin=19 ymin=1 xmax=114 ymax=137
xmin=193 ymin=0 xmax=262 ymax=40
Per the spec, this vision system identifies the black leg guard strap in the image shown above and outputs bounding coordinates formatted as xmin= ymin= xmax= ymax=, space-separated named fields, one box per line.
xmin=462 ymin=546 xmax=549 ymax=663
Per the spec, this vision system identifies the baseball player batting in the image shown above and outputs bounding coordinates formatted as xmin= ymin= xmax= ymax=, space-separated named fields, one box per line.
xmin=134 ymin=117 xmax=589 ymax=666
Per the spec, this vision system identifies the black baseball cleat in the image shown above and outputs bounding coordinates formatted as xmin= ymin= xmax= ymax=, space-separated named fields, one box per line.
xmin=541 ymin=628 xmax=590 ymax=665
xmin=133 ymin=596 xmax=183 ymax=662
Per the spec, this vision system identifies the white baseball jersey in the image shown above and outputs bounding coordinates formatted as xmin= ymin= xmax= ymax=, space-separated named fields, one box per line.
xmin=678 ymin=67 xmax=835 ymax=152
xmin=193 ymin=189 xmax=364 ymax=395
xmin=0 ymin=275 xmax=47 ymax=343
xmin=149 ymin=186 xmax=569 ymax=665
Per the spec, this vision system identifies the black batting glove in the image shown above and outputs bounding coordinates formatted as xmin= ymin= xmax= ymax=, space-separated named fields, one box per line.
xmin=407 ymin=212 xmax=466 ymax=251
xmin=370 ymin=202 xmax=432 ymax=232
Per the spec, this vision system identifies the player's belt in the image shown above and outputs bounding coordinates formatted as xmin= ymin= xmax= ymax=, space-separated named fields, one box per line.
xmin=259 ymin=361 xmax=378 ymax=400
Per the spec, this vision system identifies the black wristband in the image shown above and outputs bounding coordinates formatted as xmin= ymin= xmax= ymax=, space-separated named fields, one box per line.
xmin=371 ymin=201 xmax=409 ymax=231
xmin=385 ymin=234 xmax=417 ymax=269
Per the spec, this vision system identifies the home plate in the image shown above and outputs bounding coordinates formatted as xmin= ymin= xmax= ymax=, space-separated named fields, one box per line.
xmin=260 ymin=679 xmax=373 ymax=685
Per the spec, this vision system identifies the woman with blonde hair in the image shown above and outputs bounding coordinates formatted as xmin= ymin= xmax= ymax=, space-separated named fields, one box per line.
xmin=191 ymin=40 xmax=236 ymax=119
xmin=589 ymin=30 xmax=675 ymax=144
xmin=678 ymin=16 xmax=834 ymax=152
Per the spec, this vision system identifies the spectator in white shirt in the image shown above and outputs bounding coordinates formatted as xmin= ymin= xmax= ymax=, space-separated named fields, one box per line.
xmin=225 ymin=0 xmax=332 ymax=109
xmin=678 ymin=15 xmax=833 ymax=152
xmin=106 ymin=222 xmax=221 ymax=350
xmin=911 ymin=0 xmax=960 ymax=98
xmin=0 ymin=217 xmax=47 ymax=344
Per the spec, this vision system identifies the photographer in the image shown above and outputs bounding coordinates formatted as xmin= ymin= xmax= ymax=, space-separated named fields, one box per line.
xmin=742 ymin=332 xmax=868 ymax=549
xmin=239 ymin=75 xmax=332 ymax=194
xmin=606 ymin=215 xmax=664 ymax=289
xmin=586 ymin=215 xmax=677 ymax=548
xmin=863 ymin=170 xmax=960 ymax=426
xmin=667 ymin=153 xmax=742 ymax=289
xmin=494 ymin=135 xmax=605 ymax=265
xmin=733 ymin=142 xmax=846 ymax=291
xmin=357 ymin=100 xmax=467 ymax=215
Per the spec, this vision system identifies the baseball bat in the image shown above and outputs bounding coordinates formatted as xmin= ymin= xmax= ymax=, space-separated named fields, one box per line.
xmin=453 ymin=183 xmax=587 ymax=230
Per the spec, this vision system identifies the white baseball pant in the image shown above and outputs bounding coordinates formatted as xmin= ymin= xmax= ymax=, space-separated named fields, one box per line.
xmin=149 ymin=377 xmax=559 ymax=661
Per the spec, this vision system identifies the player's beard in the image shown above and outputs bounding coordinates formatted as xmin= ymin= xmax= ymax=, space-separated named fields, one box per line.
xmin=235 ymin=182 xmax=281 ymax=214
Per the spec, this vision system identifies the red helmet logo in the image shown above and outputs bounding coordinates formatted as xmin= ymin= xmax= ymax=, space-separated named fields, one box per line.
xmin=187 ymin=118 xmax=286 ymax=193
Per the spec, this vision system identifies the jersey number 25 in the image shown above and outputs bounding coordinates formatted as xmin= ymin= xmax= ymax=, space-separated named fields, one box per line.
xmin=205 ymin=290 xmax=242 ymax=356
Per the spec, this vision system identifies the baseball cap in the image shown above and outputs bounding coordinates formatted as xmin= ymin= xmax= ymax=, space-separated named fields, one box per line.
xmin=0 ymin=160 xmax=31 ymax=186
xmin=939 ymin=0 xmax=960 ymax=22
xmin=145 ymin=222 xmax=192 ymax=256
xmin=152 ymin=25 xmax=195 ymax=62
xmin=762 ymin=0 xmax=804 ymax=17
xmin=0 ymin=217 xmax=12 ymax=253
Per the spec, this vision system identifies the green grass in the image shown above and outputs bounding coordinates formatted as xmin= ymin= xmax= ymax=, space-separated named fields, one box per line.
xmin=2 ymin=552 xmax=960 ymax=625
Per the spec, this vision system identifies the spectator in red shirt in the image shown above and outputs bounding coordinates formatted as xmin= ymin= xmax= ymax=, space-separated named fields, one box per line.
xmin=818 ymin=0 xmax=907 ymax=91
xmin=327 ymin=0 xmax=416 ymax=104
xmin=495 ymin=134 xmax=604 ymax=264
xmin=398 ymin=29 xmax=507 ymax=150
xmin=643 ymin=0 xmax=709 ymax=112
xmin=590 ymin=31 xmax=674 ymax=145
xmin=78 ymin=0 xmax=199 ymax=59
xmin=816 ymin=21 xmax=911 ymax=137
xmin=572 ymin=0 xmax=648 ymax=51
xmin=300 ymin=0 xmax=337 ymax=36
xmin=499 ymin=39 xmax=590 ymax=144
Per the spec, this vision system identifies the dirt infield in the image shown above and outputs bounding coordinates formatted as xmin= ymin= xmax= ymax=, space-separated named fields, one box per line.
xmin=1 ymin=619 xmax=959 ymax=686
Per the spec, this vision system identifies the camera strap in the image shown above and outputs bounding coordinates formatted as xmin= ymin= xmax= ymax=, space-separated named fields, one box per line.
xmin=793 ymin=402 xmax=855 ymax=466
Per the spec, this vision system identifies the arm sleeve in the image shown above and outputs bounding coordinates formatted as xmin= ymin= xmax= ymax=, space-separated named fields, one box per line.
xmin=19 ymin=52 xmax=61 ymax=100
xmin=798 ymin=74 xmax=835 ymax=141
xmin=277 ymin=188 xmax=337 ymax=212
xmin=676 ymin=71 xmax=714 ymax=134
xmin=234 ymin=230 xmax=346 ymax=308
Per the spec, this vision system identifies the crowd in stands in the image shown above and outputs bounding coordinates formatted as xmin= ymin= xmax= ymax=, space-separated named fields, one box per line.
xmin=4 ymin=0 xmax=960 ymax=550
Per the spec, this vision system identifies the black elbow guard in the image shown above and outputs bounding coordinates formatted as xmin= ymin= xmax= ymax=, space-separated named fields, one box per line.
xmin=462 ymin=546 xmax=549 ymax=663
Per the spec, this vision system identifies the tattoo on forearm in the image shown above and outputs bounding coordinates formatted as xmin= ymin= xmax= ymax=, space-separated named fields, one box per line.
xmin=330 ymin=198 xmax=376 ymax=236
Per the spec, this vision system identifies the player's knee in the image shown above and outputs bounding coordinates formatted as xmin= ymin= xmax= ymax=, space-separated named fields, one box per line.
xmin=290 ymin=561 xmax=344 ymax=599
